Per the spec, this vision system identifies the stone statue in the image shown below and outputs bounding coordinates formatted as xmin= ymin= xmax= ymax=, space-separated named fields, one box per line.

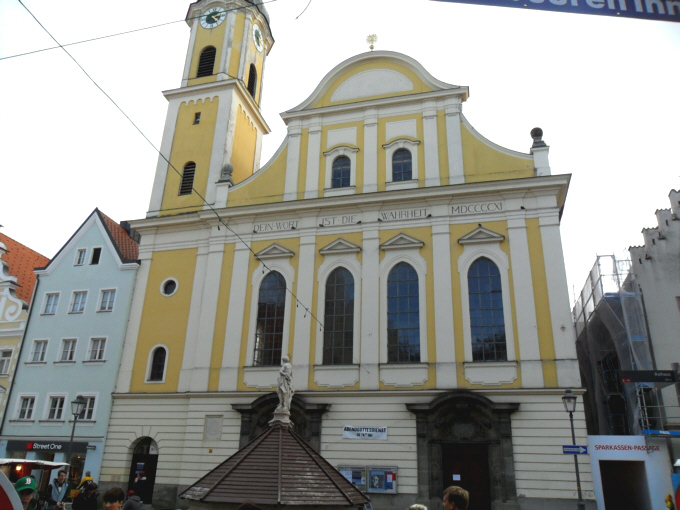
xmin=276 ymin=356 xmax=294 ymax=413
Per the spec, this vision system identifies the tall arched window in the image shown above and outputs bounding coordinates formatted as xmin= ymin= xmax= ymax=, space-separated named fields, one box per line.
xmin=247 ymin=63 xmax=257 ymax=99
xmin=179 ymin=162 xmax=196 ymax=195
xmin=331 ymin=156 xmax=351 ymax=188
xmin=148 ymin=347 xmax=167 ymax=381
xmin=254 ymin=271 xmax=286 ymax=366
xmin=387 ymin=262 xmax=420 ymax=363
xmin=468 ymin=257 xmax=507 ymax=362
xmin=196 ymin=46 xmax=216 ymax=77
xmin=392 ymin=149 xmax=412 ymax=182
xmin=323 ymin=267 xmax=354 ymax=365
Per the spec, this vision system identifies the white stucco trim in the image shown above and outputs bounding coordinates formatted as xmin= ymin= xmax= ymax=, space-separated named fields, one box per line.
xmin=383 ymin=138 xmax=420 ymax=190
xmin=41 ymin=392 xmax=68 ymax=421
xmin=324 ymin=146 xmax=359 ymax=195
xmin=457 ymin=242 xmax=516 ymax=364
xmin=12 ymin=392 xmax=38 ymax=421
xmin=145 ymin=344 xmax=169 ymax=384
xmin=304 ymin=116 xmax=323 ymax=199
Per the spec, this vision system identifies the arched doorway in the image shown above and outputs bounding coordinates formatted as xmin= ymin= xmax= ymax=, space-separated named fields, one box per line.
xmin=127 ymin=437 xmax=158 ymax=505
xmin=407 ymin=392 xmax=520 ymax=510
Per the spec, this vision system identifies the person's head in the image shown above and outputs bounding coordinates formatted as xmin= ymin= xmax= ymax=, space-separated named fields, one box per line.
xmin=103 ymin=487 xmax=125 ymax=510
xmin=57 ymin=470 xmax=67 ymax=483
xmin=15 ymin=476 xmax=36 ymax=510
xmin=443 ymin=486 xmax=469 ymax=510
xmin=86 ymin=482 xmax=98 ymax=494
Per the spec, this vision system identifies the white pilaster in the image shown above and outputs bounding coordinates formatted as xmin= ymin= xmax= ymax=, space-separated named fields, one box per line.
xmin=431 ymin=219 xmax=457 ymax=388
xmin=363 ymin=107 xmax=378 ymax=194
xmin=445 ymin=97 xmax=465 ymax=185
xmin=360 ymin=227 xmax=380 ymax=389
xmin=304 ymin=116 xmax=322 ymax=199
xmin=219 ymin=240 xmax=252 ymax=391
xmin=205 ymin=90 xmax=234 ymax=206
xmin=291 ymin=235 xmax=317 ymax=391
xmin=507 ymin=214 xmax=544 ymax=388
xmin=180 ymin=17 xmax=199 ymax=87
xmin=237 ymin=16 xmax=253 ymax=81
xmin=284 ymin=120 xmax=302 ymax=201
xmin=422 ymin=100 xmax=440 ymax=187
xmin=148 ymin=100 xmax=182 ymax=216
xmin=217 ymin=12 xmax=237 ymax=81
xmin=539 ymin=213 xmax=580 ymax=387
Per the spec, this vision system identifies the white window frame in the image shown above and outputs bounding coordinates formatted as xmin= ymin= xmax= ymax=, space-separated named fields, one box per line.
xmin=29 ymin=340 xmax=48 ymax=363
xmin=90 ymin=247 xmax=102 ymax=265
xmin=145 ymin=344 xmax=169 ymax=383
xmin=0 ymin=349 xmax=13 ymax=375
xmin=99 ymin=289 xmax=116 ymax=312
xmin=44 ymin=394 xmax=67 ymax=421
xmin=70 ymin=291 xmax=88 ymax=314
xmin=58 ymin=338 xmax=77 ymax=363
xmin=74 ymin=249 xmax=87 ymax=266
xmin=75 ymin=394 xmax=98 ymax=421
xmin=383 ymin=138 xmax=420 ymax=191
xmin=86 ymin=337 xmax=107 ymax=362
xmin=42 ymin=293 xmax=60 ymax=315
xmin=15 ymin=394 xmax=37 ymax=421
xmin=323 ymin=146 xmax=358 ymax=197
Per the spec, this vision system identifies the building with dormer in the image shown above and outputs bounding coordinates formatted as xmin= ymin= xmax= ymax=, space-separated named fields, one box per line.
xmin=99 ymin=1 xmax=591 ymax=509
xmin=0 ymin=210 xmax=138 ymax=491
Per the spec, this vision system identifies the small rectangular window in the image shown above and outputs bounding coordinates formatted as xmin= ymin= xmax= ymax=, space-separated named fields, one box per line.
xmin=31 ymin=341 xmax=47 ymax=363
xmin=90 ymin=247 xmax=101 ymax=265
xmin=71 ymin=292 xmax=87 ymax=313
xmin=59 ymin=339 xmax=76 ymax=362
xmin=18 ymin=396 xmax=35 ymax=420
xmin=75 ymin=249 xmax=86 ymax=266
xmin=0 ymin=350 xmax=12 ymax=375
xmin=88 ymin=338 xmax=106 ymax=361
xmin=99 ymin=290 xmax=116 ymax=312
xmin=193 ymin=112 xmax=201 ymax=125
xmin=79 ymin=396 xmax=96 ymax=421
xmin=43 ymin=293 xmax=59 ymax=315
xmin=47 ymin=396 xmax=65 ymax=420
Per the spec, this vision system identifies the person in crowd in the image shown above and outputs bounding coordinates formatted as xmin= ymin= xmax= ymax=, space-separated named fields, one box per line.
xmin=14 ymin=476 xmax=39 ymax=510
xmin=45 ymin=470 xmax=70 ymax=510
xmin=103 ymin=488 xmax=125 ymax=510
xmin=131 ymin=471 xmax=147 ymax=499
xmin=442 ymin=486 xmax=469 ymax=510
xmin=77 ymin=471 xmax=94 ymax=491
xmin=72 ymin=481 xmax=98 ymax=510
xmin=122 ymin=490 xmax=142 ymax=510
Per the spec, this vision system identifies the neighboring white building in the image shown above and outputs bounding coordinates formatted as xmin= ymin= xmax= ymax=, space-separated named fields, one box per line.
xmin=0 ymin=210 xmax=139 ymax=491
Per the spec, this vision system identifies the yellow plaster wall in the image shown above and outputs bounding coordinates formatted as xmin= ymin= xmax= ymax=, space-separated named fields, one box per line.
xmin=226 ymin=145 xmax=287 ymax=207
xmin=228 ymin=13 xmax=245 ymax=79
xmin=130 ymin=249 xmax=198 ymax=392
xmin=187 ymin=21 xmax=227 ymax=86
xmin=232 ymin=105 xmax=258 ymax=184
xmin=526 ymin=218 xmax=558 ymax=387
xmin=461 ymin=125 xmax=534 ymax=182
xmin=160 ymin=98 xmax=218 ymax=216
xmin=208 ymin=243 xmax=235 ymax=391
xmin=313 ymin=62 xmax=434 ymax=109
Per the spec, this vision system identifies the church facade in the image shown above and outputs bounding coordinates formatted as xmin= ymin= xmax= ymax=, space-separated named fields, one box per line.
xmin=100 ymin=1 xmax=592 ymax=509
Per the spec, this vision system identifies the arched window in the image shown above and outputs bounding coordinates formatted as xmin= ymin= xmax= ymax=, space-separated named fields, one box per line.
xmin=179 ymin=162 xmax=196 ymax=195
xmin=254 ymin=271 xmax=286 ymax=366
xmin=392 ymin=149 xmax=412 ymax=182
xmin=247 ymin=63 xmax=257 ymax=99
xmin=468 ymin=257 xmax=507 ymax=362
xmin=196 ymin=46 xmax=216 ymax=77
xmin=331 ymin=156 xmax=351 ymax=188
xmin=148 ymin=347 xmax=167 ymax=381
xmin=387 ymin=262 xmax=420 ymax=363
xmin=323 ymin=267 xmax=354 ymax=365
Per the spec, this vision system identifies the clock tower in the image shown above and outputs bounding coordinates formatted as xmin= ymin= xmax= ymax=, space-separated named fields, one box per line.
xmin=147 ymin=0 xmax=273 ymax=218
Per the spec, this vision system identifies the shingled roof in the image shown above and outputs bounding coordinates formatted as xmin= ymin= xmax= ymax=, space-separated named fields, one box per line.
xmin=180 ymin=422 xmax=369 ymax=507
xmin=0 ymin=233 xmax=49 ymax=304
xmin=96 ymin=210 xmax=139 ymax=261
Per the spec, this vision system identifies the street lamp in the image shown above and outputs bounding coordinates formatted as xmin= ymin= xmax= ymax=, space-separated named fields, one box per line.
xmin=65 ymin=395 xmax=87 ymax=481
xmin=562 ymin=389 xmax=586 ymax=510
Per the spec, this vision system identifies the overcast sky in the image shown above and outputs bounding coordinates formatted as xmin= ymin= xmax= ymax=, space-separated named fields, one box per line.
xmin=1 ymin=0 xmax=678 ymax=305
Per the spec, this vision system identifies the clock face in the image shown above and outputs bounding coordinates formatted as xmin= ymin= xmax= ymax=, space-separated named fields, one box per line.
xmin=200 ymin=7 xmax=226 ymax=29
xmin=252 ymin=23 xmax=264 ymax=52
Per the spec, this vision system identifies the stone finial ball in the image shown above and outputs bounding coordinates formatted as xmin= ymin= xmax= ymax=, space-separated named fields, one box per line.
xmin=530 ymin=127 xmax=543 ymax=140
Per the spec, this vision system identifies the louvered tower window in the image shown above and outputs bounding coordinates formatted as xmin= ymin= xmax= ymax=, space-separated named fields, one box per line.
xmin=197 ymin=46 xmax=216 ymax=77
xmin=179 ymin=162 xmax=196 ymax=195
xmin=247 ymin=64 xmax=257 ymax=99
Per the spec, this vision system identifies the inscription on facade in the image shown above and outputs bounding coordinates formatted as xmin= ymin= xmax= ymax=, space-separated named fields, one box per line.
xmin=253 ymin=220 xmax=299 ymax=233
xmin=451 ymin=202 xmax=504 ymax=215
xmin=378 ymin=208 xmax=430 ymax=221
xmin=320 ymin=215 xmax=359 ymax=227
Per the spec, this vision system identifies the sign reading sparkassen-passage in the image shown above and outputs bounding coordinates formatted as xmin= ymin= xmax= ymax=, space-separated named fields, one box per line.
xmin=431 ymin=0 xmax=680 ymax=23
xmin=620 ymin=370 xmax=676 ymax=383
xmin=6 ymin=440 xmax=89 ymax=453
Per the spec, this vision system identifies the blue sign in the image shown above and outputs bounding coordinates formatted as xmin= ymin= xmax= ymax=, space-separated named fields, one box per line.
xmin=431 ymin=0 xmax=680 ymax=23
xmin=643 ymin=429 xmax=680 ymax=437
xmin=563 ymin=445 xmax=588 ymax=454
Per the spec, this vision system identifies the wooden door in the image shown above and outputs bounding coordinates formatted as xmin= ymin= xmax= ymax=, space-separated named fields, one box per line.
xmin=441 ymin=443 xmax=491 ymax=510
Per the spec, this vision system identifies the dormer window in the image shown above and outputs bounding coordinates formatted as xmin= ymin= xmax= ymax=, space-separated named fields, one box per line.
xmin=196 ymin=46 xmax=216 ymax=78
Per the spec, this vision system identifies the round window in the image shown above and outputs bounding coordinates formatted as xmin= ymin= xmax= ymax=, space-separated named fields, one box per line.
xmin=160 ymin=278 xmax=178 ymax=296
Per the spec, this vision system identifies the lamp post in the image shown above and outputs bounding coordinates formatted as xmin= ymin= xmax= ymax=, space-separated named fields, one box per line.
xmin=562 ymin=389 xmax=586 ymax=510
xmin=65 ymin=395 xmax=87 ymax=481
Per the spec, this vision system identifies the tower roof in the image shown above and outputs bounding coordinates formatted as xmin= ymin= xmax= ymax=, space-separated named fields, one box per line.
xmin=180 ymin=422 xmax=369 ymax=507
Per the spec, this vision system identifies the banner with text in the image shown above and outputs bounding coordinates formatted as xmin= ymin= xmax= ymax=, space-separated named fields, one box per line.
xmin=343 ymin=426 xmax=388 ymax=440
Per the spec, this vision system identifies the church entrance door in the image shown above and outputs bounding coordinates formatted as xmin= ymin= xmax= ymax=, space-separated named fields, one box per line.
xmin=441 ymin=443 xmax=491 ymax=510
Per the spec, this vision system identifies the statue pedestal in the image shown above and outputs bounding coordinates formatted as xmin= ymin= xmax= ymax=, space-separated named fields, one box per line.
xmin=269 ymin=410 xmax=293 ymax=428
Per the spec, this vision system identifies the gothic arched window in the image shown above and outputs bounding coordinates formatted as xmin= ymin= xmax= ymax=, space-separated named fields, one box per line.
xmin=468 ymin=257 xmax=507 ymax=362
xmin=254 ymin=271 xmax=286 ymax=366
xmin=392 ymin=149 xmax=412 ymax=182
xmin=331 ymin=156 xmax=351 ymax=188
xmin=196 ymin=46 xmax=216 ymax=77
xmin=387 ymin=262 xmax=420 ymax=363
xmin=323 ymin=267 xmax=354 ymax=365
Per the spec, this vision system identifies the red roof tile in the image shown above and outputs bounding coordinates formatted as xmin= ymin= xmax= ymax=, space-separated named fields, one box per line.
xmin=0 ymin=233 xmax=50 ymax=304
xmin=98 ymin=211 xmax=139 ymax=261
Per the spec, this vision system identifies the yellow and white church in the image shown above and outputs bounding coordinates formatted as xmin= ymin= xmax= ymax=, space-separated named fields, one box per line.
xmin=100 ymin=1 xmax=592 ymax=509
